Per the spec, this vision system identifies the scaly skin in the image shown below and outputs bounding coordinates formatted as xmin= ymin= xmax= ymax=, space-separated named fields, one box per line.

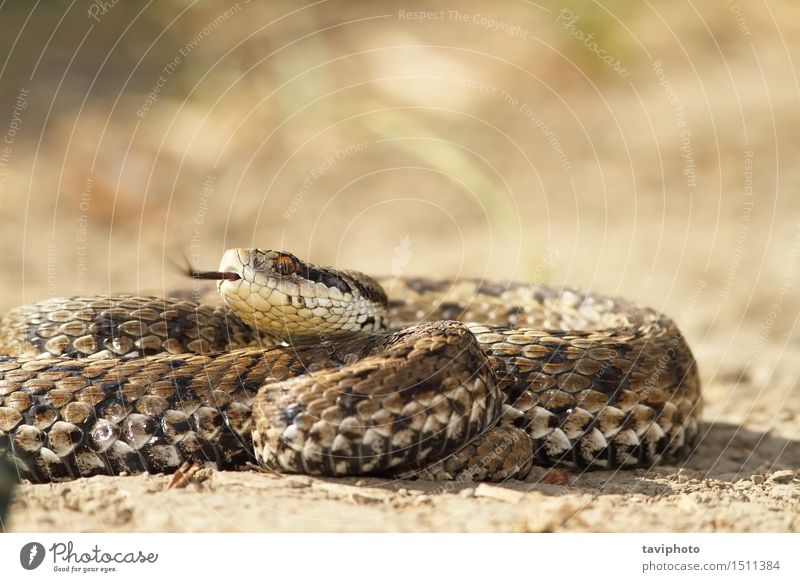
xmin=0 ymin=249 xmax=701 ymax=483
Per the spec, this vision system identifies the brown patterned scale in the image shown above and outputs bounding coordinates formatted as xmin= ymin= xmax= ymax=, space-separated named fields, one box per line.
xmin=0 ymin=253 xmax=701 ymax=483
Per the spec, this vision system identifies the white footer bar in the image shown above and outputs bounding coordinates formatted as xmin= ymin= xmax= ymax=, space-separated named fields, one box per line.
xmin=1 ymin=533 xmax=797 ymax=581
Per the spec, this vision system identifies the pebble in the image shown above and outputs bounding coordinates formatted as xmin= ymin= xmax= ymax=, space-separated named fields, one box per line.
xmin=474 ymin=483 xmax=525 ymax=504
xmin=675 ymin=468 xmax=704 ymax=483
xmin=713 ymin=472 xmax=743 ymax=483
xmin=677 ymin=496 xmax=699 ymax=512
xmin=768 ymin=470 xmax=796 ymax=484
xmin=751 ymin=474 xmax=765 ymax=485
xmin=768 ymin=485 xmax=799 ymax=501
xmin=689 ymin=492 xmax=712 ymax=503
xmin=459 ymin=488 xmax=476 ymax=499
xmin=349 ymin=492 xmax=383 ymax=505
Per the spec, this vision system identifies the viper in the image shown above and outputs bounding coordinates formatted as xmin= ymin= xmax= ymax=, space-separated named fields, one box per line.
xmin=0 ymin=248 xmax=701 ymax=483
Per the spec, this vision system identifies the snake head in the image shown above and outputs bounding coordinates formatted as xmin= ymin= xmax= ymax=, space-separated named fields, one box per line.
xmin=212 ymin=248 xmax=388 ymax=343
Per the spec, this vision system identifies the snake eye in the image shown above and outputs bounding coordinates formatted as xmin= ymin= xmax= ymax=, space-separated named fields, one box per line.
xmin=275 ymin=255 xmax=298 ymax=276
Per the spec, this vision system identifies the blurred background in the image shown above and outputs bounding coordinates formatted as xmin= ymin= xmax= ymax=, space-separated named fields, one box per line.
xmin=0 ymin=1 xmax=798 ymax=389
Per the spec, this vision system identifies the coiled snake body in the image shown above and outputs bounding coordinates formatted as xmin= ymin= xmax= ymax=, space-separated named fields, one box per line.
xmin=0 ymin=249 xmax=701 ymax=483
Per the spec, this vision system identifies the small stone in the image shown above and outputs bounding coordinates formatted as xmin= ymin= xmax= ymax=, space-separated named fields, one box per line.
xmin=713 ymin=471 xmax=743 ymax=483
xmin=540 ymin=468 xmax=570 ymax=485
xmin=768 ymin=470 xmax=797 ymax=484
xmin=677 ymin=495 xmax=699 ymax=513
xmin=459 ymin=488 xmax=476 ymax=498
xmin=474 ymin=483 xmax=525 ymax=503
xmin=689 ymin=492 xmax=711 ymax=503
xmin=675 ymin=468 xmax=703 ymax=483
xmin=350 ymin=492 xmax=383 ymax=505
xmin=751 ymin=474 xmax=765 ymax=485
xmin=768 ymin=485 xmax=799 ymax=500
xmin=285 ymin=476 xmax=312 ymax=488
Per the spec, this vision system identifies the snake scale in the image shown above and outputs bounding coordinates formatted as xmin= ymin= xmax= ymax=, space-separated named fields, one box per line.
xmin=0 ymin=249 xmax=701 ymax=483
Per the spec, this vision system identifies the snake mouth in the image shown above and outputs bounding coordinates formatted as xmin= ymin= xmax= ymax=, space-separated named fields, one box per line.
xmin=187 ymin=269 xmax=242 ymax=282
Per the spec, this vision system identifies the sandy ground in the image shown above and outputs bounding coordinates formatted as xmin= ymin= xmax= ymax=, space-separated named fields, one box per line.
xmin=5 ymin=341 xmax=799 ymax=533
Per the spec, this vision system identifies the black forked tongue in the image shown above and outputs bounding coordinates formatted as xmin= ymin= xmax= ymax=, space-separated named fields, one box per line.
xmin=167 ymin=253 xmax=242 ymax=282
xmin=187 ymin=269 xmax=241 ymax=281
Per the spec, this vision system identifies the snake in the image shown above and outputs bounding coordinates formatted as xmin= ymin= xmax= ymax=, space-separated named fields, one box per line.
xmin=0 ymin=248 xmax=701 ymax=483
